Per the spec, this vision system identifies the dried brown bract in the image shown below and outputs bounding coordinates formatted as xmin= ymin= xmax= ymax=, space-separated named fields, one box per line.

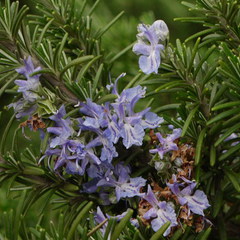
xmin=138 ymin=199 xmax=152 ymax=226
xmin=178 ymin=205 xmax=193 ymax=226
xmin=20 ymin=114 xmax=46 ymax=131
xmin=172 ymin=144 xmax=195 ymax=179
xmin=149 ymin=129 xmax=158 ymax=145
xmin=195 ymin=216 xmax=205 ymax=233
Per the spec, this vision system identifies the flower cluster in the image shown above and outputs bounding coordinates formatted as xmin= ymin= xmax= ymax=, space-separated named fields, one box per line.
xmin=11 ymin=18 xmax=211 ymax=238
xmin=43 ymin=73 xmax=163 ymax=204
xmin=9 ymin=57 xmax=41 ymax=118
xmin=91 ymin=127 xmax=210 ymax=236
xmin=137 ymin=177 xmax=210 ymax=236
xmin=133 ymin=20 xmax=169 ymax=74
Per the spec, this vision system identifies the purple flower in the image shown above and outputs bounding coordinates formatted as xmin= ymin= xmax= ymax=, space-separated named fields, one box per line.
xmin=85 ymin=129 xmax=118 ymax=163
xmin=80 ymin=74 xmax=163 ymax=157
xmin=109 ymin=74 xmax=163 ymax=149
xmin=15 ymin=56 xmax=41 ymax=102
xmin=133 ymin=20 xmax=169 ymax=74
xmin=9 ymin=56 xmax=42 ymax=118
xmin=103 ymin=163 xmax=146 ymax=202
xmin=224 ymin=133 xmax=239 ymax=146
xmin=47 ymin=105 xmax=74 ymax=148
xmin=143 ymin=185 xmax=177 ymax=236
xmin=167 ymin=175 xmax=210 ymax=216
xmin=45 ymin=139 xmax=101 ymax=176
xmin=45 ymin=105 xmax=102 ymax=175
xmin=150 ymin=128 xmax=182 ymax=159
xmin=80 ymin=99 xmax=119 ymax=163
xmin=9 ymin=100 xmax=38 ymax=119
xmin=85 ymin=162 xmax=146 ymax=202
xmin=94 ymin=207 xmax=138 ymax=239
xmin=82 ymin=162 xmax=114 ymax=194
xmin=80 ymin=98 xmax=108 ymax=128
xmin=55 ymin=140 xmax=87 ymax=174
xmin=16 ymin=56 xmax=41 ymax=78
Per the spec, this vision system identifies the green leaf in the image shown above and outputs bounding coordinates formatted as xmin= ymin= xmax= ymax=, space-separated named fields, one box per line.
xmin=60 ymin=55 xmax=94 ymax=79
xmin=0 ymin=72 xmax=18 ymax=98
xmin=53 ymin=32 xmax=69 ymax=70
xmin=67 ymin=201 xmax=93 ymax=240
xmin=12 ymin=5 xmax=29 ymax=38
xmin=210 ymin=145 xmax=216 ymax=166
xmin=212 ymin=101 xmax=240 ymax=111
xmin=195 ymin=128 xmax=207 ymax=165
xmin=97 ymin=94 xmax=117 ymax=104
xmin=76 ymin=55 xmax=102 ymax=84
xmin=154 ymin=103 xmax=180 ymax=113
xmin=181 ymin=105 xmax=199 ymax=137
xmin=37 ymin=99 xmax=57 ymax=115
xmin=193 ymin=45 xmax=216 ymax=79
xmin=176 ymin=39 xmax=185 ymax=64
xmin=87 ymin=0 xmax=100 ymax=16
xmin=170 ymin=225 xmax=187 ymax=240
xmin=108 ymin=43 xmax=134 ymax=64
xmin=30 ymin=68 xmax=55 ymax=76
xmin=207 ymin=108 xmax=240 ymax=125
xmin=196 ymin=227 xmax=211 ymax=240
xmin=92 ymin=63 xmax=103 ymax=95
xmin=5 ymin=174 xmax=19 ymax=198
xmin=185 ymin=27 xmax=220 ymax=43
xmin=213 ymin=190 xmax=223 ymax=218
xmin=58 ymin=213 xmax=64 ymax=240
xmin=40 ymin=122 xmax=53 ymax=154
xmin=103 ymin=218 xmax=117 ymax=240
xmin=222 ymin=114 xmax=240 ymax=129
xmin=214 ymin=122 xmax=240 ymax=147
xmin=23 ymin=166 xmax=45 ymax=175
xmin=217 ymin=215 xmax=227 ymax=240
xmin=0 ymin=113 xmax=16 ymax=155
xmin=110 ymin=209 xmax=133 ymax=240
xmin=95 ymin=11 xmax=124 ymax=39
xmin=13 ymin=190 xmax=27 ymax=239
xmin=224 ymin=168 xmax=240 ymax=192
xmin=149 ymin=221 xmax=171 ymax=240
xmin=155 ymin=80 xmax=186 ymax=92
xmin=37 ymin=18 xmax=54 ymax=47
xmin=219 ymin=143 xmax=240 ymax=161
xmin=188 ymin=37 xmax=201 ymax=71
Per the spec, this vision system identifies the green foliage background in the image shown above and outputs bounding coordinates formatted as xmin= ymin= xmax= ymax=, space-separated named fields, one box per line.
xmin=0 ymin=0 xmax=240 ymax=239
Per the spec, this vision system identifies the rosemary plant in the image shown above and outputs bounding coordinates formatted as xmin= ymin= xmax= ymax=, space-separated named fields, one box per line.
xmin=0 ymin=0 xmax=239 ymax=239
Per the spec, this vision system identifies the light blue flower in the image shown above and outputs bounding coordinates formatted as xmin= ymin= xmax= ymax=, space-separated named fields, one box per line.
xmin=94 ymin=207 xmax=138 ymax=239
xmin=52 ymin=140 xmax=88 ymax=175
xmin=85 ymin=130 xmax=118 ymax=163
xmin=9 ymin=56 xmax=41 ymax=118
xmin=15 ymin=56 xmax=41 ymax=102
xmin=150 ymin=128 xmax=182 ymax=159
xmin=109 ymin=74 xmax=164 ymax=149
xmin=79 ymin=99 xmax=119 ymax=162
xmin=86 ymin=162 xmax=146 ymax=202
xmin=9 ymin=100 xmax=38 ymax=119
xmin=223 ymin=133 xmax=239 ymax=146
xmin=96 ymin=163 xmax=146 ymax=202
xmin=133 ymin=20 xmax=169 ymax=74
xmin=143 ymin=185 xmax=177 ymax=236
xmin=167 ymin=175 xmax=210 ymax=216
xmin=47 ymin=105 xmax=74 ymax=148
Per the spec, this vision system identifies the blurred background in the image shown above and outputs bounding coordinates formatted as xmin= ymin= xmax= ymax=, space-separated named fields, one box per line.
xmin=13 ymin=0 xmax=201 ymax=75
